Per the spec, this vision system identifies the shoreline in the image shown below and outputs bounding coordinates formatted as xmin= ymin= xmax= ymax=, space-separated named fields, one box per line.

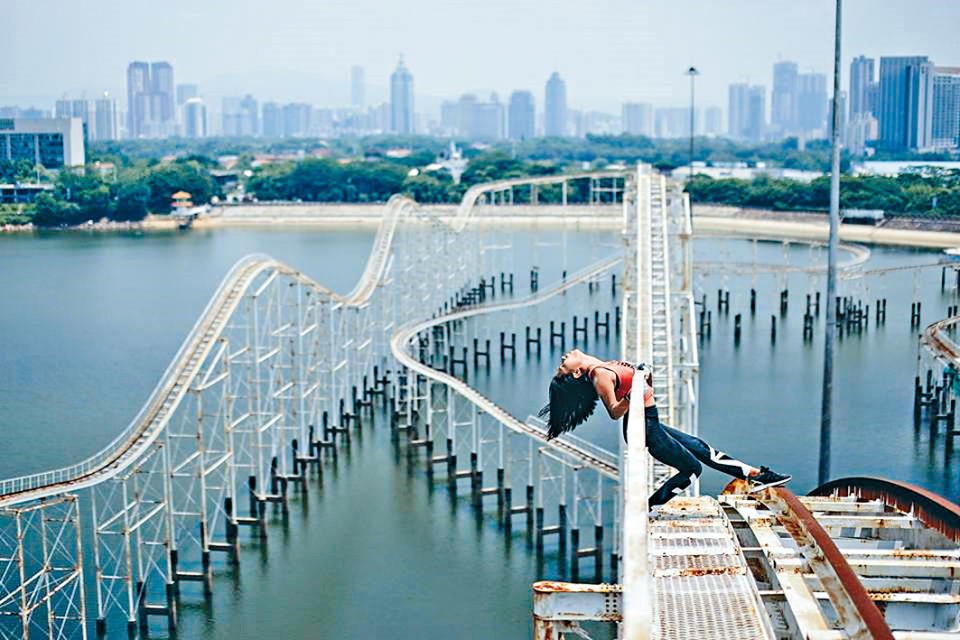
xmin=4 ymin=203 xmax=960 ymax=249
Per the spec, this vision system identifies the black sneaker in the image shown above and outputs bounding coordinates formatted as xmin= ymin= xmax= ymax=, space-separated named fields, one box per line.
xmin=748 ymin=466 xmax=791 ymax=492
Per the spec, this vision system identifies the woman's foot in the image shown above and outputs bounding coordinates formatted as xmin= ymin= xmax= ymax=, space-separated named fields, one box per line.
xmin=748 ymin=466 xmax=791 ymax=492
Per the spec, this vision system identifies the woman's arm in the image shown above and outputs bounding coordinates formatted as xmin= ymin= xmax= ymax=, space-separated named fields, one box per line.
xmin=593 ymin=371 xmax=632 ymax=420
xmin=595 ymin=369 xmax=655 ymax=420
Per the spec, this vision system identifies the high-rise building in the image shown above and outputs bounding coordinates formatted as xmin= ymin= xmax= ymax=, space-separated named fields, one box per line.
xmin=622 ymin=102 xmax=654 ymax=136
xmin=864 ymin=83 xmax=880 ymax=118
xmin=390 ymin=57 xmax=414 ymax=134
xmin=745 ymin=87 xmax=766 ymax=141
xmin=797 ymin=72 xmax=828 ymax=137
xmin=221 ymin=97 xmax=242 ymax=137
xmin=282 ymin=103 xmax=312 ymax=137
xmin=728 ymin=83 xmax=766 ymax=141
xmin=262 ymin=102 xmax=283 ymax=138
xmin=879 ymin=56 xmax=935 ymax=150
xmin=472 ymin=94 xmax=505 ymax=140
xmin=0 ymin=118 xmax=85 ymax=168
xmin=183 ymin=98 xmax=206 ymax=139
xmin=176 ymin=84 xmax=198 ymax=106
xmin=932 ymin=68 xmax=960 ymax=149
xmin=772 ymin=61 xmax=799 ymax=135
xmin=457 ymin=94 xmax=478 ymax=137
xmin=508 ymin=91 xmax=535 ymax=140
xmin=221 ymin=95 xmax=258 ymax=137
xmin=126 ymin=61 xmax=150 ymax=138
xmin=704 ymin=106 xmax=723 ymax=136
xmin=126 ymin=61 xmax=175 ymax=138
xmin=845 ymin=113 xmax=879 ymax=155
xmin=55 ymin=99 xmax=91 ymax=139
xmin=728 ymin=84 xmax=748 ymax=138
xmin=440 ymin=101 xmax=459 ymax=134
xmin=150 ymin=62 xmax=175 ymax=134
xmin=655 ymin=107 xmax=694 ymax=138
xmin=351 ymin=66 xmax=365 ymax=108
xmin=544 ymin=72 xmax=567 ymax=137
xmin=849 ymin=55 xmax=876 ymax=118
xmin=94 ymin=92 xmax=118 ymax=141
xmin=240 ymin=94 xmax=258 ymax=137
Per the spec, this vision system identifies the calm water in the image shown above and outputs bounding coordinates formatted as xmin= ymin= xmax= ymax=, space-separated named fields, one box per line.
xmin=1 ymin=225 xmax=957 ymax=638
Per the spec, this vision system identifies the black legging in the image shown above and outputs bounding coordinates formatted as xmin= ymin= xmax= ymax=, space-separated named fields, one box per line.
xmin=628 ymin=406 xmax=755 ymax=508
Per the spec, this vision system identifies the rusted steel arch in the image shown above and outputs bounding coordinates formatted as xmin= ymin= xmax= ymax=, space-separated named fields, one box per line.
xmin=810 ymin=476 xmax=960 ymax=544
xmin=761 ymin=487 xmax=895 ymax=640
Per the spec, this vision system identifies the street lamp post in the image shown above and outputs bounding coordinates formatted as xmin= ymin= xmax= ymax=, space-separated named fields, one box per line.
xmin=686 ymin=67 xmax=699 ymax=180
xmin=819 ymin=0 xmax=843 ymax=486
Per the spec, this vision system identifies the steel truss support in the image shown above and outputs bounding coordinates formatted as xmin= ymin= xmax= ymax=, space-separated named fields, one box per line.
xmin=0 ymin=496 xmax=87 ymax=640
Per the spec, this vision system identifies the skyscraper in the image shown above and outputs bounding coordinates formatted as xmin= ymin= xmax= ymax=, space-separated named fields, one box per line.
xmin=932 ymin=68 xmax=960 ymax=149
xmin=457 ymin=94 xmax=478 ymax=137
xmin=150 ymin=62 xmax=175 ymax=134
xmin=126 ymin=61 xmax=150 ymax=138
xmin=390 ymin=57 xmax=414 ymax=135
xmin=56 ymin=99 xmax=92 ymax=140
xmin=282 ymin=103 xmax=311 ymax=137
xmin=771 ymin=61 xmax=799 ymax=135
xmin=704 ymin=106 xmax=723 ymax=136
xmin=176 ymin=84 xmax=198 ymax=106
xmin=544 ymin=72 xmax=567 ymax=137
xmin=654 ymin=107 xmax=693 ymax=138
xmin=94 ymin=92 xmax=118 ymax=141
xmin=240 ymin=94 xmax=258 ymax=136
xmin=622 ymin=102 xmax=654 ymax=136
xmin=472 ymin=94 xmax=505 ymax=140
xmin=728 ymin=84 xmax=748 ymax=138
xmin=222 ymin=98 xmax=242 ymax=137
xmin=797 ymin=72 xmax=828 ymax=136
xmin=126 ymin=61 xmax=175 ymax=138
xmin=440 ymin=101 xmax=460 ymax=133
xmin=849 ymin=55 xmax=876 ymax=118
xmin=262 ymin=102 xmax=283 ymax=138
xmin=745 ymin=87 xmax=766 ymax=141
xmin=879 ymin=56 xmax=935 ymax=150
xmin=351 ymin=66 xmax=365 ymax=108
xmin=183 ymin=98 xmax=206 ymax=138
xmin=508 ymin=91 xmax=535 ymax=140
xmin=728 ymin=84 xmax=766 ymax=141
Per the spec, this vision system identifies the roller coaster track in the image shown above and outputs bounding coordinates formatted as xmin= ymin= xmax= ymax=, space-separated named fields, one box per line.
xmin=0 ymin=195 xmax=420 ymax=508
xmin=391 ymin=257 xmax=622 ymax=480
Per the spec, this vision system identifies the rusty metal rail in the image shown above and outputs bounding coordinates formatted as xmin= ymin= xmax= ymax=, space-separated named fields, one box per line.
xmin=759 ymin=487 xmax=895 ymax=640
xmin=725 ymin=477 xmax=960 ymax=639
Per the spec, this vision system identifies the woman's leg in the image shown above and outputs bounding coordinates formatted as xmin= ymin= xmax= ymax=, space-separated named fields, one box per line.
xmin=660 ymin=423 xmax=756 ymax=480
xmin=645 ymin=407 xmax=703 ymax=508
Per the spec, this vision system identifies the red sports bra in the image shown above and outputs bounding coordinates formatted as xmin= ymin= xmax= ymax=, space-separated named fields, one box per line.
xmin=587 ymin=360 xmax=651 ymax=402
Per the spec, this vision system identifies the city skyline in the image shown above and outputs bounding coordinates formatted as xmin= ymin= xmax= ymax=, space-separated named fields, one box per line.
xmin=7 ymin=46 xmax=956 ymax=153
xmin=4 ymin=0 xmax=958 ymax=115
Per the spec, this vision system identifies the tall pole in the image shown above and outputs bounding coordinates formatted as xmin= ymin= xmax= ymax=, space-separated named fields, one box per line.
xmin=686 ymin=67 xmax=699 ymax=180
xmin=819 ymin=0 xmax=843 ymax=486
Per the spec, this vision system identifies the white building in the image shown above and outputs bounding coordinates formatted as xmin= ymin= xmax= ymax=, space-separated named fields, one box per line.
xmin=0 ymin=118 xmax=85 ymax=168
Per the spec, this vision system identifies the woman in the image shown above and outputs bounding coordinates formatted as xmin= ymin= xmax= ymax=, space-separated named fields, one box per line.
xmin=538 ymin=349 xmax=790 ymax=509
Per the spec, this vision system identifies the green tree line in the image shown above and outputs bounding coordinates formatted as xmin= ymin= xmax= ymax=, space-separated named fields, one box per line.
xmin=12 ymin=161 xmax=217 ymax=227
xmin=684 ymin=170 xmax=960 ymax=216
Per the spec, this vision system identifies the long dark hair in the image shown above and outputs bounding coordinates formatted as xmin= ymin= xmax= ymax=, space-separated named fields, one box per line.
xmin=538 ymin=373 xmax=599 ymax=440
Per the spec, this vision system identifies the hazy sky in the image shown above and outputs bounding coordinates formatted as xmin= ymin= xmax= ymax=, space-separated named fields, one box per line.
xmin=4 ymin=0 xmax=959 ymax=115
